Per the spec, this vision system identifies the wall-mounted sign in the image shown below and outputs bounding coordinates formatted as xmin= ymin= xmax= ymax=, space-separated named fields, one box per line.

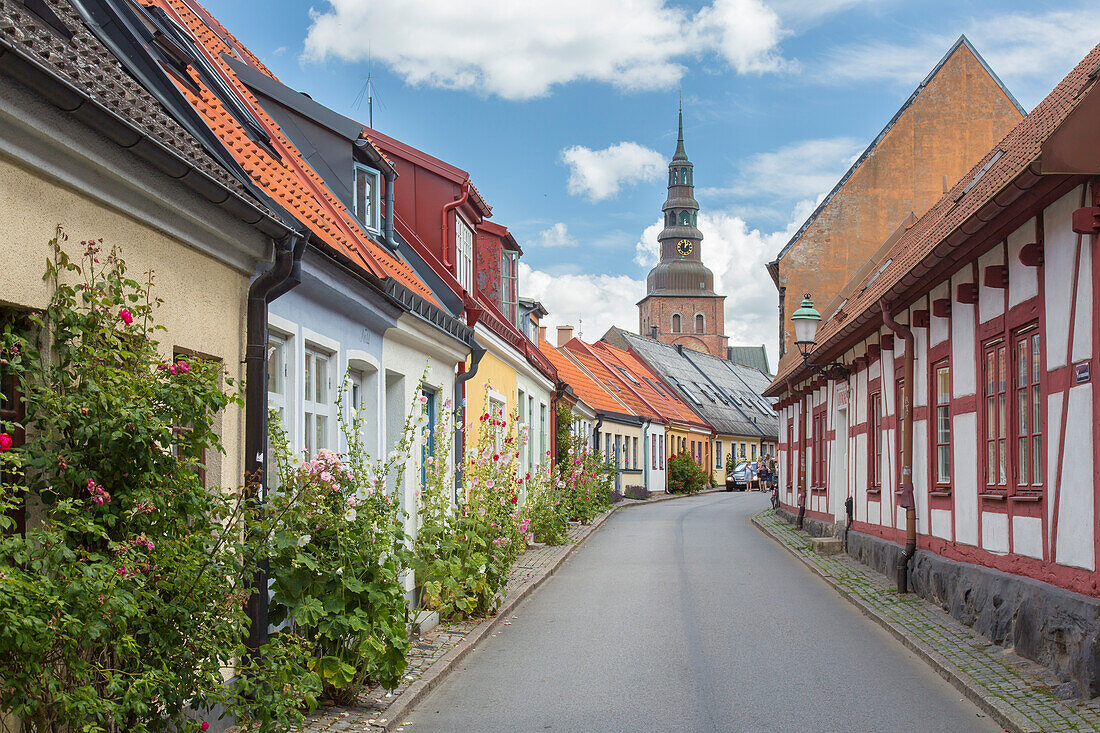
xmin=835 ymin=382 xmax=848 ymax=408
xmin=1075 ymin=361 xmax=1090 ymax=384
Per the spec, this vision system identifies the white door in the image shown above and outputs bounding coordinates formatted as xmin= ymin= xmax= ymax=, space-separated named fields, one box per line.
xmin=833 ymin=406 xmax=849 ymax=523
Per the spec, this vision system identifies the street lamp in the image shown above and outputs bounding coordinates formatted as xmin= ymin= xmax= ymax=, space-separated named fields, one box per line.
xmin=790 ymin=294 xmax=850 ymax=379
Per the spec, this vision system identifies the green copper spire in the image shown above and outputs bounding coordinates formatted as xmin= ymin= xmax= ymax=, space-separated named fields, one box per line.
xmin=673 ymin=106 xmax=688 ymax=161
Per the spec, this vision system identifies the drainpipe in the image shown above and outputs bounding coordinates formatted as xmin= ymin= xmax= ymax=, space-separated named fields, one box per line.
xmin=441 ymin=180 xmax=470 ymax=269
xmin=454 ymin=345 xmax=487 ymax=505
xmin=244 ymin=231 xmax=304 ymax=654
xmin=789 ymin=378 xmax=806 ymax=530
xmin=382 ymin=167 xmax=398 ymax=251
xmin=880 ymin=300 xmax=916 ymax=593
xmin=593 ymin=414 xmax=604 ymax=461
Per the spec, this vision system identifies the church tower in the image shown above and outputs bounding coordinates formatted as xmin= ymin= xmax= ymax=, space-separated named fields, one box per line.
xmin=637 ymin=109 xmax=728 ymax=358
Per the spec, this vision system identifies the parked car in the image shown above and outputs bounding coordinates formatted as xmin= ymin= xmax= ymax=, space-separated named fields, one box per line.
xmin=725 ymin=461 xmax=754 ymax=491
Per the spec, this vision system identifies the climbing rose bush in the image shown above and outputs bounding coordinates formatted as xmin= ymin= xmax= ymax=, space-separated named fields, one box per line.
xmin=0 ymin=228 xmax=315 ymax=733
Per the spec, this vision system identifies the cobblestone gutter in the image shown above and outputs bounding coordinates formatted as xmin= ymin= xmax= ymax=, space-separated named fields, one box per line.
xmin=754 ymin=509 xmax=1100 ymax=733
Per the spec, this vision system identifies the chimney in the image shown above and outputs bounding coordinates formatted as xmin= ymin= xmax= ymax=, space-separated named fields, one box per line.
xmin=538 ymin=325 xmax=547 ymax=343
xmin=556 ymin=325 xmax=574 ymax=347
xmin=650 ymin=325 xmax=658 ymax=339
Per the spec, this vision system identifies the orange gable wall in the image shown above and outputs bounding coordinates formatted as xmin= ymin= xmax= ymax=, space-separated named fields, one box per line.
xmin=775 ymin=41 xmax=1023 ymax=371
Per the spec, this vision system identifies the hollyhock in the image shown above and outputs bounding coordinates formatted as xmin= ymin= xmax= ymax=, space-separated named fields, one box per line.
xmin=0 ymin=433 xmax=11 ymax=451
xmin=118 ymin=308 xmax=133 ymax=325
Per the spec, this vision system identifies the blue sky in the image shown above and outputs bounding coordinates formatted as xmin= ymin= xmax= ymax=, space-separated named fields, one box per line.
xmin=202 ymin=0 xmax=1098 ymax=366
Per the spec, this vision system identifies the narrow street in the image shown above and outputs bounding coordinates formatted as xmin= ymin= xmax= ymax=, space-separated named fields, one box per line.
xmin=405 ymin=493 xmax=1000 ymax=732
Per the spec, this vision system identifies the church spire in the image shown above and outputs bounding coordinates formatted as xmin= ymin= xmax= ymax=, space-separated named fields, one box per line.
xmin=673 ymin=105 xmax=688 ymax=161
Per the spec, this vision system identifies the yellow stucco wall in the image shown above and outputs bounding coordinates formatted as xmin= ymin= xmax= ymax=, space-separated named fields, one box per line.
xmin=464 ymin=349 xmax=518 ymax=435
xmin=0 ymin=156 xmax=251 ymax=489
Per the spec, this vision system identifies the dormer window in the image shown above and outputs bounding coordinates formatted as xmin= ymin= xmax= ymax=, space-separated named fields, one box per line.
xmin=354 ymin=163 xmax=381 ymax=232
xmin=501 ymin=249 xmax=519 ymax=325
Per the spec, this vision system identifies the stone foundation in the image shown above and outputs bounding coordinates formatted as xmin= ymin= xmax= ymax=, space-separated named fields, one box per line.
xmin=774 ymin=507 xmax=1100 ymax=698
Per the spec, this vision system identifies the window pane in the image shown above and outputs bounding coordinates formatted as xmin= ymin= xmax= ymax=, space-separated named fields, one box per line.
xmin=1031 ymin=334 xmax=1041 ymax=383
xmin=998 ymin=438 xmax=1006 ymax=484
xmin=304 ymin=354 xmax=312 ymax=400
xmin=936 ymin=367 xmax=950 ymax=405
xmin=315 ymin=355 xmax=328 ymax=404
xmin=998 ymin=393 xmax=1006 ymax=439
xmin=987 ymin=442 xmax=995 ymax=484
xmin=304 ymin=413 xmax=313 ymax=458
xmin=1018 ymin=389 xmax=1028 ymax=434
xmin=1018 ymin=436 xmax=1028 ymax=486
xmin=937 ymin=445 xmax=951 ymax=484
xmin=316 ymin=415 xmax=327 ymax=452
xmin=268 ymin=340 xmax=283 ymax=395
xmin=1032 ymin=384 xmax=1041 ymax=438
xmin=998 ymin=346 xmax=1006 ymax=392
xmin=1016 ymin=339 xmax=1027 ymax=384
xmin=1033 ymin=435 xmax=1042 ymax=485
xmin=986 ymin=352 xmax=995 ymax=395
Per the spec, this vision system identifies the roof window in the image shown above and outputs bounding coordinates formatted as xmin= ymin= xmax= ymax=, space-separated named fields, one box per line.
xmin=954 ymin=149 xmax=1003 ymax=203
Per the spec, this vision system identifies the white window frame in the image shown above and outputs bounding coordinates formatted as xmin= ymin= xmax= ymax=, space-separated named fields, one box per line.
xmin=303 ymin=344 xmax=335 ymax=459
xmin=715 ymin=439 xmax=723 ymax=469
xmin=456 ymin=215 xmax=474 ymax=292
xmin=353 ymin=162 xmax=381 ymax=233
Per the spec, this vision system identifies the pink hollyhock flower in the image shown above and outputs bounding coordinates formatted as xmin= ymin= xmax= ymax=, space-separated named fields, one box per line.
xmin=177 ymin=360 xmax=190 ymax=374
xmin=0 ymin=433 xmax=11 ymax=452
xmin=346 ymin=496 xmax=357 ymax=508
xmin=118 ymin=308 xmax=133 ymax=325
xmin=510 ymin=496 xmax=518 ymax=504
xmin=201 ymin=723 xmax=210 ymax=732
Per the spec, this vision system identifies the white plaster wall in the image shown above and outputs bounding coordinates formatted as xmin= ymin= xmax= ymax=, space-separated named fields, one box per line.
xmin=855 ymin=432 xmax=867 ymax=522
xmin=1013 ymin=516 xmax=1043 ymax=560
xmin=1007 ymin=217 xmax=1038 ymax=308
xmin=914 ymin=418 xmax=928 ymax=536
xmin=913 ymin=319 xmax=928 ymax=409
xmin=1055 ymin=384 xmax=1095 ymax=570
xmin=1071 ymin=235 xmax=1093 ymax=364
xmin=931 ymin=508 xmax=953 ymax=541
xmin=882 ymin=350 xmax=896 ymax=415
xmin=1044 ymin=187 xmax=1084 ymax=370
xmin=855 ymin=368 xmax=868 ymax=424
xmin=982 ymin=511 xmax=1009 ymax=555
xmin=953 ymin=412 xmax=979 ymax=546
xmin=951 ymin=269 xmax=977 ymax=398
xmin=1047 ymin=392 xmax=1062 ymax=549
xmin=867 ymin=498 xmax=881 ymax=526
xmin=929 ymin=282 xmax=951 ymax=347
xmin=977 ymin=245 xmax=1006 ymax=323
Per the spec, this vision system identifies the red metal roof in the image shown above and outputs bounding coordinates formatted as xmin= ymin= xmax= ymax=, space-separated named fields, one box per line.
xmin=539 ymin=338 xmax=632 ymax=417
xmin=769 ymin=40 xmax=1100 ymax=394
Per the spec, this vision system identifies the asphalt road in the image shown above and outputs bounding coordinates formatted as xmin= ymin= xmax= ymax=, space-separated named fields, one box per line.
xmin=405 ymin=492 xmax=1001 ymax=732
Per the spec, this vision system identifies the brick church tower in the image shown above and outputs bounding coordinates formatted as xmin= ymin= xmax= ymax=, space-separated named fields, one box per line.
xmin=637 ymin=110 xmax=727 ymax=358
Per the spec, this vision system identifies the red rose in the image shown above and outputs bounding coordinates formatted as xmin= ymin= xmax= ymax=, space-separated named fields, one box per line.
xmin=510 ymin=496 xmax=518 ymax=504
xmin=118 ymin=308 xmax=133 ymax=325
xmin=0 ymin=433 xmax=11 ymax=452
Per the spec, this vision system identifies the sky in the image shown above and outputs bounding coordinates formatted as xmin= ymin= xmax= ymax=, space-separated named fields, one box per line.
xmin=200 ymin=0 xmax=1100 ymax=367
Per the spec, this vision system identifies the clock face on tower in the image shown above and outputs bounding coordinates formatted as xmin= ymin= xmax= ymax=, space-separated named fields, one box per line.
xmin=676 ymin=239 xmax=694 ymax=257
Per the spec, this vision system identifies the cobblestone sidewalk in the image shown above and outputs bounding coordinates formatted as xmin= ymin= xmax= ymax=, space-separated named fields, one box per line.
xmin=754 ymin=509 xmax=1100 ymax=733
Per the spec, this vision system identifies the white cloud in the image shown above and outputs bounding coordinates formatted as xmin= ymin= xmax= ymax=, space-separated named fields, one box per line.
xmin=699 ymin=136 xmax=863 ymax=205
xmin=819 ymin=7 xmax=1100 ymax=106
xmin=562 ymin=142 xmax=667 ymax=202
xmin=519 ymin=263 xmax=644 ymax=343
xmin=531 ymin=223 xmax=577 ymax=249
xmin=303 ymin=0 xmax=791 ymax=100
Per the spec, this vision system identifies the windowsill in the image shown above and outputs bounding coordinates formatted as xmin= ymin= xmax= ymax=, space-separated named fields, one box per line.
xmin=810 ymin=486 xmax=827 ymax=493
xmin=867 ymin=488 xmax=881 ymax=498
xmin=929 ymin=489 xmax=952 ymax=498
xmin=1009 ymin=493 xmax=1043 ymax=502
xmin=978 ymin=492 xmax=1007 ymax=501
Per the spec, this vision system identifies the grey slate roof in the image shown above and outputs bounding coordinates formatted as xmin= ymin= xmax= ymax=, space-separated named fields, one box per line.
xmin=603 ymin=328 xmax=778 ymax=440
xmin=727 ymin=345 xmax=771 ymax=375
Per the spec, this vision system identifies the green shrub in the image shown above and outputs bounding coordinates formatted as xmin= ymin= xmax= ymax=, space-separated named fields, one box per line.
xmin=522 ymin=463 xmax=569 ymax=545
xmin=0 ymin=229 xmax=316 ymax=733
xmin=668 ymin=452 xmax=707 ymax=494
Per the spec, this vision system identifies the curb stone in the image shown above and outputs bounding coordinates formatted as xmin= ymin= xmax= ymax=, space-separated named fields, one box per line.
xmin=752 ymin=512 xmax=1039 ymax=733
xmin=377 ymin=487 xmax=722 ymax=731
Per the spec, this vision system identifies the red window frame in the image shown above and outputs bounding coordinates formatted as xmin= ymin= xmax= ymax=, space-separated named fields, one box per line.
xmin=785 ymin=418 xmax=794 ymax=488
xmin=1013 ymin=325 xmax=1043 ymax=495
xmin=811 ymin=409 xmax=826 ymax=488
xmin=894 ymin=375 xmax=905 ymax=491
xmin=868 ymin=390 xmax=882 ymax=493
xmin=931 ymin=360 xmax=952 ymax=490
xmin=982 ymin=338 xmax=1009 ymax=494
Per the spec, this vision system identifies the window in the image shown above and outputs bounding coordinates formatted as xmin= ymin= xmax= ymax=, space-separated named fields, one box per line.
xmin=982 ymin=340 xmax=1008 ymax=492
xmin=812 ymin=411 xmax=826 ymax=488
xmin=529 ymin=395 xmax=536 ymax=473
xmin=539 ymin=403 xmax=548 ymax=465
xmin=632 ymin=437 xmax=639 ymax=469
xmin=751 ymin=443 xmax=757 ymax=460
xmin=695 ymin=314 xmax=705 ymax=333
xmin=303 ymin=346 xmax=333 ymax=459
xmin=786 ymin=419 xmax=793 ymax=487
xmin=518 ymin=389 xmax=527 ymax=473
xmin=671 ymin=314 xmax=682 ymax=333
xmin=868 ymin=391 xmax=882 ymax=492
xmin=625 ymin=438 xmax=631 ymax=470
xmin=1 ymin=334 xmax=25 ymax=534
xmin=660 ymin=434 xmax=666 ymax=469
xmin=501 ymin=250 xmax=519 ymax=325
xmin=1014 ymin=327 xmax=1043 ymax=493
xmin=652 ymin=434 xmax=658 ymax=469
xmin=354 ymin=163 xmax=381 ymax=232
xmin=933 ymin=363 xmax=951 ymax=487
xmin=267 ymin=334 xmax=288 ymax=435
xmin=455 ymin=217 xmax=474 ymax=292
xmin=715 ymin=440 xmax=723 ymax=469
xmin=894 ymin=377 xmax=905 ymax=490
xmin=420 ymin=389 xmax=436 ymax=487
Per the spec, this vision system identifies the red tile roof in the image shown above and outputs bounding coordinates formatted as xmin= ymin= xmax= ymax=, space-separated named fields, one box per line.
xmin=769 ymin=40 xmax=1100 ymax=393
xmin=146 ymin=0 xmax=439 ymax=305
xmin=592 ymin=343 xmax=709 ymax=429
xmin=539 ymin=338 xmax=631 ymax=417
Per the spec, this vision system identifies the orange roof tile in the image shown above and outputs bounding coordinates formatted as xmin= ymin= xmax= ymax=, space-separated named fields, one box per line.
xmin=539 ymin=337 xmax=633 ymax=417
xmin=148 ymin=0 xmax=439 ymax=306
xmin=770 ymin=40 xmax=1100 ymax=393
xmin=593 ymin=343 xmax=708 ymax=428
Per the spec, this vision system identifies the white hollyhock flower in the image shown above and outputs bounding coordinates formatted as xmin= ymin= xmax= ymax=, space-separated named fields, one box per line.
xmin=297 ymin=534 xmax=311 ymax=547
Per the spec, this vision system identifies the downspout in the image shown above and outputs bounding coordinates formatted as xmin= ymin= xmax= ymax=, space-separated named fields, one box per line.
xmin=382 ymin=167 xmax=398 ymax=251
xmin=244 ymin=230 xmax=304 ymax=654
xmin=880 ymin=300 xmax=916 ymax=593
xmin=789 ymin=378 xmax=806 ymax=530
xmin=454 ymin=345 xmax=487 ymax=505
xmin=593 ymin=414 xmax=604 ymax=460
xmin=441 ymin=180 xmax=470 ymax=269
